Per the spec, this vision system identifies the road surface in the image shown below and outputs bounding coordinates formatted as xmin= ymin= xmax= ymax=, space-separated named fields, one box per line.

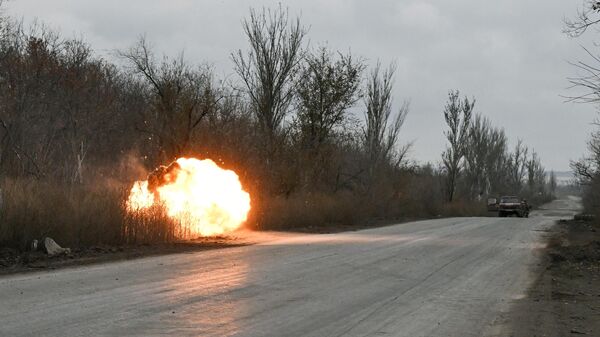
xmin=0 ymin=198 xmax=581 ymax=337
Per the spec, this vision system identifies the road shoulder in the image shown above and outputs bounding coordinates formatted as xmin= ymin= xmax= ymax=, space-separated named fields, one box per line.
xmin=501 ymin=218 xmax=600 ymax=336
xmin=0 ymin=235 xmax=251 ymax=275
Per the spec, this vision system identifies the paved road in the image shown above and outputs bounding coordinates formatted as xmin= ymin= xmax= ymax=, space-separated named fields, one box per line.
xmin=0 ymin=198 xmax=581 ymax=337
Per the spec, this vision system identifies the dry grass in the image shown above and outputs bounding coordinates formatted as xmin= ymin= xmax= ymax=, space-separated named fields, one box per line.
xmin=253 ymin=191 xmax=367 ymax=230
xmin=249 ymin=186 xmax=467 ymax=231
xmin=123 ymin=206 xmax=209 ymax=244
xmin=440 ymin=200 xmax=487 ymax=217
xmin=1 ymin=176 xmax=489 ymax=251
xmin=1 ymin=178 xmax=121 ymax=249
xmin=0 ymin=178 xmax=185 ymax=250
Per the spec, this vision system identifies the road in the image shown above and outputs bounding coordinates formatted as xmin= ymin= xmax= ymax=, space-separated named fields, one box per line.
xmin=0 ymin=198 xmax=581 ymax=337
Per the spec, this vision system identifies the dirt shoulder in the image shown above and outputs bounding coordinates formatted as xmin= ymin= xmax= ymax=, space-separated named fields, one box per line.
xmin=0 ymin=235 xmax=252 ymax=276
xmin=503 ymin=219 xmax=600 ymax=336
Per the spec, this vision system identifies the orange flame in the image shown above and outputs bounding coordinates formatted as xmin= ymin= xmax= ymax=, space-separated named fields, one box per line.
xmin=126 ymin=157 xmax=251 ymax=237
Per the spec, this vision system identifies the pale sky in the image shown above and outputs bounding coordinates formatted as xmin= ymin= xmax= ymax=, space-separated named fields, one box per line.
xmin=5 ymin=0 xmax=599 ymax=171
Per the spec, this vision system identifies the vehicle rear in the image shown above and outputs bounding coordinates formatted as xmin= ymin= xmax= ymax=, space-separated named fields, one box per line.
xmin=498 ymin=196 xmax=524 ymax=217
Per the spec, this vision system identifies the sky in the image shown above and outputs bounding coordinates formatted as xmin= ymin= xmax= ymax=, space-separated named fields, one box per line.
xmin=4 ymin=0 xmax=599 ymax=171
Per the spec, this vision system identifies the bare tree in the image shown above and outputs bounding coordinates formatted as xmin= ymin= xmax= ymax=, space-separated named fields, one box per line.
xmin=507 ymin=140 xmax=528 ymax=193
xmin=564 ymin=2 xmax=600 ymax=104
xmin=362 ymin=62 xmax=410 ymax=168
xmin=572 ymin=127 xmax=600 ymax=184
xmin=118 ymin=36 xmax=211 ymax=162
xmin=0 ymin=20 xmax=127 ymax=182
xmin=485 ymin=127 xmax=509 ymax=195
xmin=232 ymin=6 xmax=306 ymax=138
xmin=564 ymin=1 xmax=600 ymax=214
xmin=463 ymin=114 xmax=513 ymax=199
xmin=571 ymin=127 xmax=600 ymax=215
xmin=526 ymin=151 xmax=546 ymax=195
xmin=463 ymin=114 xmax=491 ymax=199
xmin=295 ymin=46 xmax=364 ymax=148
xmin=564 ymin=1 xmax=600 ymax=37
xmin=565 ymin=46 xmax=600 ymax=104
xmin=442 ymin=90 xmax=474 ymax=202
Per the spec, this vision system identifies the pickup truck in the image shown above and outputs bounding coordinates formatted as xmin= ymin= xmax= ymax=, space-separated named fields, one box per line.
xmin=497 ymin=196 xmax=529 ymax=218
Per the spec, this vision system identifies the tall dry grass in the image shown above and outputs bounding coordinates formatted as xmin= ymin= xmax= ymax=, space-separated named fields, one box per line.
xmin=249 ymin=184 xmax=451 ymax=231
xmin=0 ymin=175 xmax=487 ymax=251
xmin=0 ymin=178 xmax=185 ymax=250
xmin=439 ymin=200 xmax=488 ymax=217
xmin=253 ymin=191 xmax=367 ymax=230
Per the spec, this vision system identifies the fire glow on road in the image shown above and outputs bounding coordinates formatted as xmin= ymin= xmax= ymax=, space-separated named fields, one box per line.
xmin=127 ymin=157 xmax=251 ymax=237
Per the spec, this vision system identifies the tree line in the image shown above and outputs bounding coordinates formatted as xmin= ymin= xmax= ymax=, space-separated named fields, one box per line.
xmin=0 ymin=6 xmax=554 ymax=248
xmin=441 ymin=91 xmax=554 ymax=205
xmin=566 ymin=1 xmax=600 ymax=217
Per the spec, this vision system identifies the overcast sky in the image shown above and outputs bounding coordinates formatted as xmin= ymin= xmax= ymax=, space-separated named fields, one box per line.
xmin=5 ymin=0 xmax=599 ymax=171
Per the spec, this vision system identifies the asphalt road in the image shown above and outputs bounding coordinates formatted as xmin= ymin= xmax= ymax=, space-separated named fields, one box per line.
xmin=0 ymin=198 xmax=581 ymax=337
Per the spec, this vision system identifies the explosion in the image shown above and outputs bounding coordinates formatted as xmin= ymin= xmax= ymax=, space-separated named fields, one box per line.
xmin=126 ymin=157 xmax=251 ymax=237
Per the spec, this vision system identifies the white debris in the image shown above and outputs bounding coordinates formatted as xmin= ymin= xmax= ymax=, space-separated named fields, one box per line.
xmin=42 ymin=237 xmax=71 ymax=256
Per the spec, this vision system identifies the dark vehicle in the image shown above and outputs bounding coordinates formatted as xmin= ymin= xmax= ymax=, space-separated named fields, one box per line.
xmin=498 ymin=196 xmax=529 ymax=218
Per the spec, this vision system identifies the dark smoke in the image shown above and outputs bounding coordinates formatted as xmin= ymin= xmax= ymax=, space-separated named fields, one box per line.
xmin=147 ymin=161 xmax=181 ymax=194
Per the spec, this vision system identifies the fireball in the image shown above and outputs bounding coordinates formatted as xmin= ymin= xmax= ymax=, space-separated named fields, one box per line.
xmin=126 ymin=157 xmax=251 ymax=237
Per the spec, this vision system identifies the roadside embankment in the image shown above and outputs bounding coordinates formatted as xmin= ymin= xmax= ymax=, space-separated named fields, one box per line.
xmin=504 ymin=218 xmax=600 ymax=336
xmin=0 ymin=235 xmax=250 ymax=275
